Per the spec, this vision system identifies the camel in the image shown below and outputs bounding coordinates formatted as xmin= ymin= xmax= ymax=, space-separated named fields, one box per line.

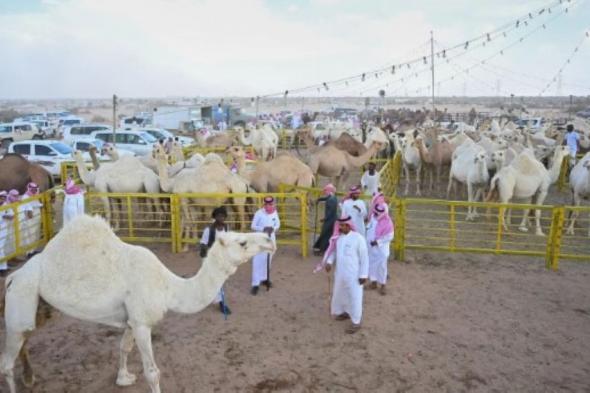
xmin=195 ymin=129 xmax=238 ymax=148
xmin=297 ymin=128 xmax=385 ymax=188
xmin=72 ymin=151 xmax=162 ymax=231
xmin=0 ymin=154 xmax=54 ymax=194
xmin=486 ymin=146 xmax=570 ymax=236
xmin=155 ymin=147 xmax=250 ymax=250
xmin=0 ymin=214 xmax=275 ymax=393
xmin=566 ymin=152 xmax=590 ymax=236
xmin=447 ymin=139 xmax=489 ymax=220
xmin=397 ymin=134 xmax=423 ymax=196
xmin=415 ymin=135 xmax=453 ymax=192
xmin=227 ymin=146 xmax=314 ymax=192
xmin=236 ymin=126 xmax=277 ymax=161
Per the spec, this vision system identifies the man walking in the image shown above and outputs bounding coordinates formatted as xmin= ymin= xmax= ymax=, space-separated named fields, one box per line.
xmin=341 ymin=185 xmax=367 ymax=237
xmin=251 ymin=196 xmax=280 ymax=295
xmin=324 ymin=215 xmax=369 ymax=334
xmin=313 ymin=184 xmax=338 ymax=255
xmin=563 ymin=124 xmax=581 ymax=166
xmin=361 ymin=162 xmax=380 ymax=198
xmin=200 ymin=206 xmax=231 ymax=314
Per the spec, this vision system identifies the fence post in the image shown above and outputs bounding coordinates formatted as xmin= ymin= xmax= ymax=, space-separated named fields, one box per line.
xmin=393 ymin=198 xmax=405 ymax=261
xmin=60 ymin=162 xmax=68 ymax=185
xmin=545 ymin=206 xmax=565 ymax=271
xmin=42 ymin=191 xmax=54 ymax=240
xmin=299 ymin=192 xmax=308 ymax=257
xmin=495 ymin=206 xmax=504 ymax=254
xmin=170 ymin=194 xmax=180 ymax=253
xmin=558 ymin=158 xmax=568 ymax=192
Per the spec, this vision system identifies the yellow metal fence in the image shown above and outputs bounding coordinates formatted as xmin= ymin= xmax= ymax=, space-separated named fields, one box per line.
xmin=84 ymin=191 xmax=308 ymax=256
xmin=0 ymin=193 xmax=52 ymax=264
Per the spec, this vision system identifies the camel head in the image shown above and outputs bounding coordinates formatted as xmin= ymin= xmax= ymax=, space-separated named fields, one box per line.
xmin=491 ymin=150 xmax=505 ymax=166
xmin=72 ymin=149 xmax=84 ymax=161
xmin=151 ymin=143 xmax=166 ymax=160
xmin=474 ymin=151 xmax=487 ymax=164
xmin=534 ymin=145 xmax=553 ymax=162
xmin=226 ymin=145 xmax=246 ymax=159
xmin=212 ymin=231 xmax=276 ymax=267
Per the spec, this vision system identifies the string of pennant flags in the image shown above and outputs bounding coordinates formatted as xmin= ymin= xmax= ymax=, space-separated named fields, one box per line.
xmin=538 ymin=29 xmax=590 ymax=95
xmin=349 ymin=1 xmax=582 ymax=97
xmin=254 ymin=0 xmax=578 ymax=100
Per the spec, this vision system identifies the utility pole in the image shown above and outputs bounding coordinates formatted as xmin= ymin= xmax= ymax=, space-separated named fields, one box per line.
xmin=430 ymin=31 xmax=435 ymax=112
xmin=112 ymin=94 xmax=118 ymax=146
xmin=255 ymin=96 xmax=260 ymax=122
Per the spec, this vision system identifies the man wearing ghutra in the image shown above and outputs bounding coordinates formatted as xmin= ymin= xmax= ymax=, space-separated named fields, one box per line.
xmin=340 ymin=185 xmax=367 ymax=237
xmin=323 ymin=215 xmax=369 ymax=334
xmin=250 ymin=196 xmax=280 ymax=295
xmin=365 ymin=203 xmax=394 ymax=295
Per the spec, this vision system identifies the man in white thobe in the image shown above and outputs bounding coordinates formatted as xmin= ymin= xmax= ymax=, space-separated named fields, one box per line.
xmin=366 ymin=203 xmax=394 ymax=295
xmin=361 ymin=162 xmax=380 ymax=198
xmin=62 ymin=179 xmax=85 ymax=225
xmin=0 ymin=191 xmax=9 ymax=275
xmin=324 ymin=215 xmax=369 ymax=334
xmin=340 ymin=185 xmax=367 ymax=237
xmin=251 ymin=196 xmax=280 ymax=295
xmin=20 ymin=183 xmax=43 ymax=257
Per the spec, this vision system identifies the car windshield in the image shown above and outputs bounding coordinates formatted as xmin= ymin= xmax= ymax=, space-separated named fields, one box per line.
xmin=0 ymin=125 xmax=10 ymax=133
xmin=141 ymin=132 xmax=157 ymax=143
xmin=147 ymin=130 xmax=165 ymax=140
xmin=50 ymin=142 xmax=73 ymax=155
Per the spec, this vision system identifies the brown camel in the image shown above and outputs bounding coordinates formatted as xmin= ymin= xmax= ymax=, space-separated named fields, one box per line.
xmin=326 ymin=133 xmax=367 ymax=157
xmin=415 ymin=135 xmax=454 ymax=192
xmin=0 ymin=154 xmax=54 ymax=193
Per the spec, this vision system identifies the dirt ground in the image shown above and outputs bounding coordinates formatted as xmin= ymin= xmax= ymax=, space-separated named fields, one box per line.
xmin=1 ymin=244 xmax=590 ymax=393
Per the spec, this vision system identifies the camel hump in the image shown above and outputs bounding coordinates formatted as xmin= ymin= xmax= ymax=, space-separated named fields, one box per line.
xmin=57 ymin=214 xmax=120 ymax=249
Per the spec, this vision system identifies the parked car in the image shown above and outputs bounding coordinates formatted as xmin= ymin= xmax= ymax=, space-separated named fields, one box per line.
xmin=62 ymin=124 xmax=111 ymax=144
xmin=576 ymin=109 xmax=590 ymax=119
xmin=0 ymin=122 xmax=45 ymax=150
xmin=8 ymin=140 xmax=74 ymax=177
xmin=71 ymin=139 xmax=136 ymax=159
xmin=91 ymin=130 xmax=158 ymax=156
xmin=140 ymin=128 xmax=195 ymax=146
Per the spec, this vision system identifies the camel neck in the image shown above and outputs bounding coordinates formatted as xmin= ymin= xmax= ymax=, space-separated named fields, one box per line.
xmin=166 ymin=246 xmax=235 ymax=314
xmin=347 ymin=144 xmax=379 ymax=168
xmin=156 ymin=158 xmax=172 ymax=192
xmin=548 ymin=153 xmax=565 ymax=184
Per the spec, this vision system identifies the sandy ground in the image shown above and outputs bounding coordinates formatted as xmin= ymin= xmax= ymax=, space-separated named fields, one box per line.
xmin=1 ymin=243 xmax=590 ymax=393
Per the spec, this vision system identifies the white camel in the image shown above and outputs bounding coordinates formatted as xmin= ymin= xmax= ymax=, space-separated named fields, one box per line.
xmin=73 ymin=150 xmax=162 ymax=230
xmin=486 ymin=146 xmax=570 ymax=236
xmin=0 ymin=214 xmax=275 ymax=393
xmin=566 ymin=152 xmax=590 ymax=236
xmin=447 ymin=139 xmax=489 ymax=220
xmin=236 ymin=126 xmax=277 ymax=161
xmin=400 ymin=134 xmax=422 ymax=196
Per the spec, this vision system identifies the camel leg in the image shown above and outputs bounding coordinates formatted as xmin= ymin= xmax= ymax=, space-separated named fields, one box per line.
xmin=116 ymin=328 xmax=137 ymax=386
xmin=1 ymin=330 xmax=25 ymax=393
xmin=446 ymin=174 xmax=453 ymax=199
xmin=132 ymin=324 xmax=161 ymax=393
xmin=403 ymin=165 xmax=410 ymax=195
xmin=566 ymin=194 xmax=581 ymax=235
xmin=472 ymin=187 xmax=483 ymax=218
xmin=533 ymin=191 xmax=547 ymax=237
xmin=517 ymin=197 xmax=533 ymax=233
xmin=180 ymin=199 xmax=190 ymax=252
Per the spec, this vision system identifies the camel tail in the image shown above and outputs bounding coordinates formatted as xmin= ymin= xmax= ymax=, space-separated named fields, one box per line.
xmin=485 ymin=176 xmax=500 ymax=202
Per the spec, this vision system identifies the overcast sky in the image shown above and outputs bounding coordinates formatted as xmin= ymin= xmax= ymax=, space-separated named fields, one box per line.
xmin=0 ymin=0 xmax=589 ymax=99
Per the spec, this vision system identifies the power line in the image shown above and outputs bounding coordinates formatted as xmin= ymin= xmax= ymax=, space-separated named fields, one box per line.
xmin=538 ymin=29 xmax=590 ymax=95
xmin=257 ymin=0 xmax=577 ymax=98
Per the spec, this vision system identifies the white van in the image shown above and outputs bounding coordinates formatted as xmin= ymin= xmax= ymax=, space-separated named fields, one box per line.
xmin=62 ymin=124 xmax=111 ymax=144
xmin=91 ymin=130 xmax=158 ymax=156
